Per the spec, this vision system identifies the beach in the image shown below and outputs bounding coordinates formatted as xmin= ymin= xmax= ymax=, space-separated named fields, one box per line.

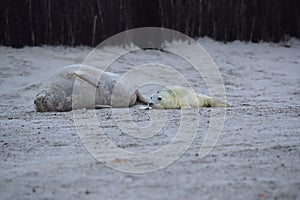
xmin=0 ymin=38 xmax=299 ymax=199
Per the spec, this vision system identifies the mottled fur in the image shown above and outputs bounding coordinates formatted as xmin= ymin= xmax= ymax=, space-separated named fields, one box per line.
xmin=34 ymin=65 xmax=147 ymax=112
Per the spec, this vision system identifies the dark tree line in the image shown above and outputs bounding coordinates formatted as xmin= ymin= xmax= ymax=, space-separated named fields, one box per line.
xmin=0 ymin=0 xmax=299 ymax=47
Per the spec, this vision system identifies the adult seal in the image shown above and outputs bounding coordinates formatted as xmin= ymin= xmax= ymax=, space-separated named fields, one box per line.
xmin=34 ymin=65 xmax=148 ymax=112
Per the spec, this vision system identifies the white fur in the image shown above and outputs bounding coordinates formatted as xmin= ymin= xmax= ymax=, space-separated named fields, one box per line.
xmin=148 ymin=86 xmax=229 ymax=109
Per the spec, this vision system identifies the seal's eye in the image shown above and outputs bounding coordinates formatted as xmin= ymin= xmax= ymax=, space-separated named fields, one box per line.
xmin=157 ymin=91 xmax=160 ymax=93
xmin=157 ymin=97 xmax=162 ymax=101
xmin=150 ymin=97 xmax=152 ymax=99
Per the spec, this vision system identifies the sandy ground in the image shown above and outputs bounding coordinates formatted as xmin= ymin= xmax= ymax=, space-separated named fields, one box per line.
xmin=0 ymin=38 xmax=300 ymax=199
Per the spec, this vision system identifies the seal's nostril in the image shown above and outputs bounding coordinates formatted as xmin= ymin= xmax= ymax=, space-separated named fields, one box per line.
xmin=148 ymin=102 xmax=154 ymax=106
xmin=34 ymin=100 xmax=37 ymax=104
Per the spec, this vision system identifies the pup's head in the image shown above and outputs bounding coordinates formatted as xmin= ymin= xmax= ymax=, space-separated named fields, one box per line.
xmin=148 ymin=89 xmax=176 ymax=109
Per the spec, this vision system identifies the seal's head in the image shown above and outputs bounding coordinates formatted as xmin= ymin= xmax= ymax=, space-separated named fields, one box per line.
xmin=148 ymin=89 xmax=177 ymax=109
xmin=34 ymin=90 xmax=55 ymax=112
xmin=34 ymin=89 xmax=71 ymax=112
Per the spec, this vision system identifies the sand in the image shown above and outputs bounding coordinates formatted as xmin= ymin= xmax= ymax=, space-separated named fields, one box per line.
xmin=0 ymin=38 xmax=299 ymax=199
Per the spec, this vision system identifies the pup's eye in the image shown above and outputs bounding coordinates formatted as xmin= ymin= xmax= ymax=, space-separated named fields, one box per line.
xmin=157 ymin=97 xmax=162 ymax=101
xmin=157 ymin=91 xmax=160 ymax=93
xmin=150 ymin=97 xmax=152 ymax=99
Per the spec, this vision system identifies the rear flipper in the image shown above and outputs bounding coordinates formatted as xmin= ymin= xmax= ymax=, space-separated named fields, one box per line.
xmin=136 ymin=89 xmax=148 ymax=105
xmin=197 ymin=94 xmax=231 ymax=107
xmin=209 ymin=98 xmax=231 ymax=107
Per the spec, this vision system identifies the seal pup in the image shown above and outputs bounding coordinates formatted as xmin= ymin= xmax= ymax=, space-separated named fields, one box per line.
xmin=148 ymin=85 xmax=230 ymax=109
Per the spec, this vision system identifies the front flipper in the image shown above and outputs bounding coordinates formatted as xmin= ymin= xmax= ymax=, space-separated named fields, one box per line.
xmin=95 ymin=104 xmax=112 ymax=109
xmin=180 ymin=104 xmax=192 ymax=109
xmin=73 ymin=68 xmax=100 ymax=89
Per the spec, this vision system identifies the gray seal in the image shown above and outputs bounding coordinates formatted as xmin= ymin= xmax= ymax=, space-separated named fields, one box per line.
xmin=34 ymin=65 xmax=147 ymax=112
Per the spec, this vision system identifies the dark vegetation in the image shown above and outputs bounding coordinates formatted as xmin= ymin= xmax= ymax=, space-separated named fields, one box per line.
xmin=1 ymin=0 xmax=299 ymax=47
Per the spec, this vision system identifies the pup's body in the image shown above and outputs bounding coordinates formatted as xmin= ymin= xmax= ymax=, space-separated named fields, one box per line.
xmin=148 ymin=86 xmax=229 ymax=109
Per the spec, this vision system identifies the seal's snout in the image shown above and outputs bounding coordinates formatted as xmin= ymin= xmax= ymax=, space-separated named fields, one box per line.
xmin=148 ymin=102 xmax=154 ymax=107
xmin=34 ymin=90 xmax=48 ymax=112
